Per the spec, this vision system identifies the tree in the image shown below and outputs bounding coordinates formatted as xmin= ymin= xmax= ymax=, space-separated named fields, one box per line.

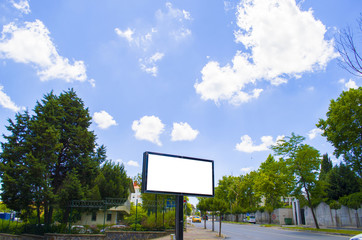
xmin=336 ymin=15 xmax=362 ymax=76
xmin=319 ymin=154 xmax=333 ymax=181
xmin=0 ymin=89 xmax=106 ymax=225
xmin=255 ymin=154 xmax=293 ymax=223
xmin=212 ymin=197 xmax=228 ymax=237
xmin=228 ymin=172 xmax=261 ymax=214
xmin=271 ymin=133 xmax=321 ymax=229
xmin=92 ymin=160 xmax=131 ymax=199
xmin=317 ymin=87 xmax=362 ymax=177
xmin=196 ymin=197 xmax=208 ymax=229
xmin=325 ymin=164 xmax=360 ymax=201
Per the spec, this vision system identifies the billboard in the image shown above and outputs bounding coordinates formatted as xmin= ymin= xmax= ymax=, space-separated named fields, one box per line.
xmin=142 ymin=152 xmax=214 ymax=197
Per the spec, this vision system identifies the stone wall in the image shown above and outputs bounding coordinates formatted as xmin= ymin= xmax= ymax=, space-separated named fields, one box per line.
xmin=106 ymin=231 xmax=171 ymax=240
xmin=223 ymin=208 xmax=293 ymax=225
xmin=303 ymin=202 xmax=362 ymax=227
xmin=0 ymin=231 xmax=171 ymax=240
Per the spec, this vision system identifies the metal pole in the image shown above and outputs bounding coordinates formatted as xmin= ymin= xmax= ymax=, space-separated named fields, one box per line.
xmin=68 ymin=205 xmax=73 ymax=234
xmin=135 ymin=199 xmax=138 ymax=231
xmin=175 ymin=195 xmax=184 ymax=240
xmin=184 ymin=197 xmax=187 ymax=232
xmin=163 ymin=199 xmax=165 ymax=230
xmin=155 ymin=194 xmax=158 ymax=230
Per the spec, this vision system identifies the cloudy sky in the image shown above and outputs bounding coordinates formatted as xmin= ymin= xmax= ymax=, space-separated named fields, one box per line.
xmin=0 ymin=0 xmax=361 ymax=204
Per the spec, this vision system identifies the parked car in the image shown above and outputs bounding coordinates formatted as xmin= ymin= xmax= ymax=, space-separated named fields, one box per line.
xmin=192 ymin=216 xmax=202 ymax=223
xmin=350 ymin=234 xmax=362 ymax=240
xmin=100 ymin=225 xmax=127 ymax=232
xmin=242 ymin=215 xmax=256 ymax=224
xmin=71 ymin=225 xmax=92 ymax=233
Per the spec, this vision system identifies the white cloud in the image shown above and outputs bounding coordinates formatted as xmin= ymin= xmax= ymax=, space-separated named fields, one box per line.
xmin=127 ymin=160 xmax=140 ymax=167
xmin=115 ymin=2 xmax=191 ymax=75
xmin=139 ymin=52 xmax=164 ymax=76
xmin=132 ymin=115 xmax=165 ymax=146
xmin=236 ymin=134 xmax=283 ymax=153
xmin=89 ymin=79 xmax=96 ymax=88
xmin=308 ymin=128 xmax=323 ymax=140
xmin=11 ymin=0 xmax=30 ymax=14
xmin=171 ymin=122 xmax=199 ymax=141
xmin=339 ymin=78 xmax=359 ymax=90
xmin=240 ymin=167 xmax=253 ymax=174
xmin=195 ymin=0 xmax=337 ymax=106
xmin=115 ymin=27 xmax=134 ymax=43
xmin=0 ymin=20 xmax=89 ymax=82
xmin=93 ymin=110 xmax=117 ymax=129
xmin=0 ymin=85 xmax=25 ymax=112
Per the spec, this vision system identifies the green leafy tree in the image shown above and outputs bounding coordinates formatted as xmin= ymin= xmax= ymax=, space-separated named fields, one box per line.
xmin=92 ymin=160 xmax=131 ymax=199
xmin=255 ymin=154 xmax=293 ymax=223
xmin=0 ymin=89 xmax=106 ymax=225
xmin=212 ymin=197 xmax=228 ymax=237
xmin=317 ymin=87 xmax=362 ymax=177
xmin=197 ymin=197 xmax=208 ymax=229
xmin=57 ymin=170 xmax=84 ymax=223
xmin=0 ymin=112 xmax=34 ymax=221
xmin=271 ymin=133 xmax=321 ymax=229
xmin=325 ymin=164 xmax=360 ymax=201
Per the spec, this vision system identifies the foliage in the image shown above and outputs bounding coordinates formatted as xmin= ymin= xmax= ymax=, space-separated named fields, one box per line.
xmin=124 ymin=203 xmax=148 ymax=226
xmin=317 ymin=87 xmax=362 ymax=177
xmin=329 ymin=200 xmax=342 ymax=210
xmin=254 ymin=154 xmax=293 ymax=223
xmin=325 ymin=163 xmax=360 ymax=201
xmin=319 ymin=153 xmax=333 ymax=181
xmin=339 ymin=192 xmax=362 ymax=210
xmin=0 ymin=89 xmax=107 ymax=225
xmin=271 ymin=133 xmax=321 ymax=229
xmin=91 ymin=160 xmax=131 ymax=200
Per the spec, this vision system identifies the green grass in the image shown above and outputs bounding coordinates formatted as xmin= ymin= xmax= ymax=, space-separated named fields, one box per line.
xmin=260 ymin=224 xmax=280 ymax=227
xmin=223 ymin=221 xmax=248 ymax=225
xmin=283 ymin=226 xmax=361 ymax=236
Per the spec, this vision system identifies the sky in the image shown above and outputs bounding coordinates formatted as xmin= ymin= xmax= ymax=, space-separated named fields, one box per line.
xmin=0 ymin=0 xmax=361 ymax=206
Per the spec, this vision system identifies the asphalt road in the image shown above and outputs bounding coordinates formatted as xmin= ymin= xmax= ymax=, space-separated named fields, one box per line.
xmin=192 ymin=221 xmax=351 ymax=240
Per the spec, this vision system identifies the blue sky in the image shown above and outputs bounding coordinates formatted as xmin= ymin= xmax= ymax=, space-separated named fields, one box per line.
xmin=0 ymin=0 xmax=361 ymax=205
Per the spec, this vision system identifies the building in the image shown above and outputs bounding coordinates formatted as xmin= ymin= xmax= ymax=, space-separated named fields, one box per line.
xmin=131 ymin=181 xmax=142 ymax=205
xmin=75 ymin=182 xmax=135 ymax=226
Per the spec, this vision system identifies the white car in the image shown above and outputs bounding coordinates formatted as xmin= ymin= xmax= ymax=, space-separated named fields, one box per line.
xmin=350 ymin=234 xmax=362 ymax=240
xmin=248 ymin=216 xmax=256 ymax=224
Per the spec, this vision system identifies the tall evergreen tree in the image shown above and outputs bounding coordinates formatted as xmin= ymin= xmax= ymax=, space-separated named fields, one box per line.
xmin=0 ymin=89 xmax=106 ymax=224
xmin=319 ymin=153 xmax=333 ymax=180
xmin=325 ymin=163 xmax=359 ymax=201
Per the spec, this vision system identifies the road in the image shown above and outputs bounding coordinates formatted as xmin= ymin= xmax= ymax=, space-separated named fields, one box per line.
xmin=192 ymin=221 xmax=351 ymax=240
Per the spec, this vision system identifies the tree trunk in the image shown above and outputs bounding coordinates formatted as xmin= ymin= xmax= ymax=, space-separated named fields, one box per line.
xmin=36 ymin=203 xmax=41 ymax=225
xmin=304 ymin=183 xmax=319 ymax=229
xmin=204 ymin=218 xmax=206 ymax=229
xmin=219 ymin=214 xmax=222 ymax=237
xmin=356 ymin=210 xmax=360 ymax=228
xmin=335 ymin=209 xmax=339 ymax=227
xmin=268 ymin=211 xmax=271 ymax=224
xmin=212 ymin=213 xmax=215 ymax=231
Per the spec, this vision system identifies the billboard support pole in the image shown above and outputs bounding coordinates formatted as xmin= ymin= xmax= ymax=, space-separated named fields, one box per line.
xmin=175 ymin=195 xmax=184 ymax=240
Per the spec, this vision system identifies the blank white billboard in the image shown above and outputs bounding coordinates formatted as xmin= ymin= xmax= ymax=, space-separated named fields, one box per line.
xmin=142 ymin=152 xmax=214 ymax=197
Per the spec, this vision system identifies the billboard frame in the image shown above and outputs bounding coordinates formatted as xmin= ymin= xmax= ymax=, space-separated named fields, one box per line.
xmin=142 ymin=151 xmax=214 ymax=197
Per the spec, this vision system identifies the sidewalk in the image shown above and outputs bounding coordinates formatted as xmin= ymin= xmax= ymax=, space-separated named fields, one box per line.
xmin=153 ymin=225 xmax=226 ymax=240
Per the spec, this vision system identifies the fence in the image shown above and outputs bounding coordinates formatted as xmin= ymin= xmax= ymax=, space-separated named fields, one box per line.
xmin=0 ymin=196 xmax=179 ymax=235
